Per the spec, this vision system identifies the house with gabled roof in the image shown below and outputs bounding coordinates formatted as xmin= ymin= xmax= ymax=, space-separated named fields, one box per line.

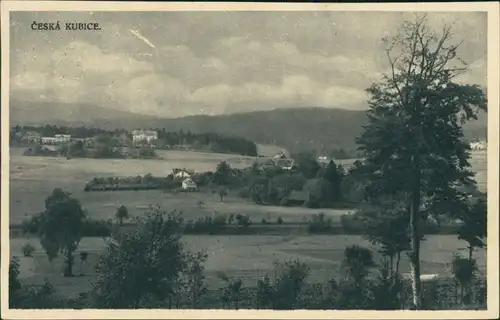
xmin=173 ymin=168 xmax=195 ymax=179
xmin=285 ymin=190 xmax=310 ymax=206
xmin=182 ymin=177 xmax=197 ymax=191
xmin=276 ymin=158 xmax=295 ymax=170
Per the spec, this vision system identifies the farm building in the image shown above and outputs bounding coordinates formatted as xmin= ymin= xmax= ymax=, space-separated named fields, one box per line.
xmin=132 ymin=129 xmax=158 ymax=145
xmin=285 ymin=190 xmax=310 ymax=206
xmin=470 ymin=140 xmax=487 ymax=150
xmin=21 ymin=131 xmax=41 ymax=144
xmin=55 ymin=134 xmax=72 ymax=143
xmin=173 ymin=168 xmax=195 ymax=178
xmin=41 ymin=137 xmax=58 ymax=145
xmin=182 ymin=178 xmax=197 ymax=191
xmin=273 ymin=153 xmax=287 ymax=160
xmin=276 ymin=158 xmax=295 ymax=170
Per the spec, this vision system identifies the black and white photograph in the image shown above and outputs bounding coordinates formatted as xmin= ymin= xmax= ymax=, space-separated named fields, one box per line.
xmin=1 ymin=1 xmax=499 ymax=318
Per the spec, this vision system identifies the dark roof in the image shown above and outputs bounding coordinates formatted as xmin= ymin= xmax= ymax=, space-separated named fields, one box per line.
xmin=276 ymin=159 xmax=294 ymax=168
xmin=288 ymin=190 xmax=309 ymax=202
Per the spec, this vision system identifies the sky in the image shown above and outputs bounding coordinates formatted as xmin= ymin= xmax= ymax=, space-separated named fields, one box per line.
xmin=10 ymin=11 xmax=487 ymax=118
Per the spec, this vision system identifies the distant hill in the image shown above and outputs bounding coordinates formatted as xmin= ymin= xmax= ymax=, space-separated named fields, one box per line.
xmin=10 ymin=100 xmax=487 ymax=155
xmin=9 ymin=100 xmax=162 ymax=129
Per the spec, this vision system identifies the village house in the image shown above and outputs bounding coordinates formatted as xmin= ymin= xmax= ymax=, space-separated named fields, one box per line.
xmin=41 ymin=137 xmax=58 ymax=145
xmin=173 ymin=168 xmax=195 ymax=179
xmin=276 ymin=158 xmax=295 ymax=170
xmin=317 ymin=156 xmax=331 ymax=165
xmin=21 ymin=131 xmax=41 ymax=144
xmin=470 ymin=140 xmax=487 ymax=150
xmin=273 ymin=153 xmax=287 ymax=160
xmin=55 ymin=134 xmax=72 ymax=143
xmin=132 ymin=129 xmax=158 ymax=146
xmin=181 ymin=177 xmax=197 ymax=191
xmin=285 ymin=190 xmax=310 ymax=206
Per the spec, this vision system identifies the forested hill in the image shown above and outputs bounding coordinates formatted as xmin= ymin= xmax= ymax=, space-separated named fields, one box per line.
xmin=11 ymin=100 xmax=487 ymax=156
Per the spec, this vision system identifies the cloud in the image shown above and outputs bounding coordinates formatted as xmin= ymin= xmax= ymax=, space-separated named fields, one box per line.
xmin=9 ymin=11 xmax=487 ymax=118
xmin=129 ymin=29 xmax=157 ymax=49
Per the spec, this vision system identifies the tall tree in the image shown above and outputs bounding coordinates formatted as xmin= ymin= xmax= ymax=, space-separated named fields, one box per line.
xmin=36 ymin=188 xmax=86 ymax=277
xmin=92 ymin=207 xmax=191 ymax=308
xmin=356 ymin=15 xmax=486 ymax=308
xmin=457 ymin=194 xmax=487 ymax=261
xmin=214 ymin=161 xmax=232 ymax=185
xmin=115 ymin=205 xmax=129 ymax=226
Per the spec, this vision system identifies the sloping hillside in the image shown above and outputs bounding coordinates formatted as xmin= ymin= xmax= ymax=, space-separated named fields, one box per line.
xmin=10 ymin=100 xmax=487 ymax=155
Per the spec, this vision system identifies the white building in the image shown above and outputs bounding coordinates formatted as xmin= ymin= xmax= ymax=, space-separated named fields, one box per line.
xmin=182 ymin=178 xmax=197 ymax=191
xmin=132 ymin=129 xmax=158 ymax=145
xmin=55 ymin=134 xmax=72 ymax=143
xmin=41 ymin=137 xmax=58 ymax=145
xmin=470 ymin=140 xmax=487 ymax=150
xmin=173 ymin=168 xmax=194 ymax=179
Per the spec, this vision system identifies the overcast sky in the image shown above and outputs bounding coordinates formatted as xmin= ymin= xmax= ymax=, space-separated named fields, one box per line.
xmin=10 ymin=11 xmax=487 ymax=118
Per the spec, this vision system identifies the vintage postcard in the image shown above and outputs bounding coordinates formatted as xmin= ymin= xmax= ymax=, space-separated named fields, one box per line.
xmin=1 ymin=1 xmax=499 ymax=319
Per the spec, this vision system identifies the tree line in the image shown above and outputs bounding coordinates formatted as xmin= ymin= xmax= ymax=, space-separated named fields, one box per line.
xmin=8 ymin=15 xmax=488 ymax=310
xmin=10 ymin=192 xmax=486 ymax=309
xmin=11 ymin=125 xmax=258 ymax=157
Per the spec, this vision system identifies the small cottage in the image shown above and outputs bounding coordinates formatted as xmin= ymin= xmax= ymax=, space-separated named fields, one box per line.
xmin=276 ymin=159 xmax=295 ymax=170
xmin=285 ymin=190 xmax=310 ymax=206
xmin=182 ymin=178 xmax=197 ymax=191
xmin=173 ymin=168 xmax=195 ymax=179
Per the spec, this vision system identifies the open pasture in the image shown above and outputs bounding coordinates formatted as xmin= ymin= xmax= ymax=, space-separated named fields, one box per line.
xmin=9 ymin=148 xmax=487 ymax=224
xmin=9 ymin=147 xmax=349 ymax=224
xmin=11 ymin=234 xmax=485 ymax=299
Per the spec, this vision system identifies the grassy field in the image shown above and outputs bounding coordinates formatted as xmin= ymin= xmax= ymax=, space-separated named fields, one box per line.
xmin=9 ymin=147 xmax=486 ymax=225
xmin=9 ymin=147 xmax=352 ymax=224
xmin=11 ymin=234 xmax=486 ymax=299
xmin=8 ymin=146 xmax=488 ymax=300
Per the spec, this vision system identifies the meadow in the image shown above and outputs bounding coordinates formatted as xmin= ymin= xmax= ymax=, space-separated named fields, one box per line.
xmin=10 ymin=234 xmax=486 ymax=299
xmin=9 ymin=147 xmax=486 ymax=225
xmin=9 ymin=151 xmax=351 ymax=225
xmin=8 ymin=146 xmax=488 ymax=300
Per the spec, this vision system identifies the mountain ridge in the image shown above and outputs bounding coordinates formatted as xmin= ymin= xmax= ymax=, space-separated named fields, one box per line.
xmin=10 ymin=100 xmax=487 ymax=155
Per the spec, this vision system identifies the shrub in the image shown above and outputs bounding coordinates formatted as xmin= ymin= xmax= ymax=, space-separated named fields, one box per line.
xmin=370 ymin=266 xmax=404 ymax=309
xmin=82 ymin=219 xmax=112 ymax=237
xmin=256 ymin=259 xmax=310 ymax=310
xmin=22 ymin=216 xmax=40 ymax=235
xmin=22 ymin=243 xmax=36 ymax=257
xmin=340 ymin=213 xmax=365 ymax=233
xmin=307 ymin=213 xmax=332 ymax=234
xmin=341 ymin=245 xmax=376 ymax=282
xmin=276 ymin=217 xmax=284 ymax=225
xmin=451 ymin=255 xmax=478 ymax=305
xmin=235 ymin=214 xmax=251 ymax=227
xmin=184 ymin=215 xmax=228 ymax=234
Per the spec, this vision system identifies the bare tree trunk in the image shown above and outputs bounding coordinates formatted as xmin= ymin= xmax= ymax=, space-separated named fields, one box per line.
xmin=395 ymin=251 xmax=401 ymax=275
xmin=409 ymin=188 xmax=422 ymax=309
xmin=390 ymin=255 xmax=394 ymax=277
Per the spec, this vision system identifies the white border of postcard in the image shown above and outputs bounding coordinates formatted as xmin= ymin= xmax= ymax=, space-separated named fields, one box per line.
xmin=1 ymin=1 xmax=499 ymax=319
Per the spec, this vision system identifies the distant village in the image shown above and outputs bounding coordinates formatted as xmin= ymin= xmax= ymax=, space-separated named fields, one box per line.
xmin=17 ymin=129 xmax=159 ymax=148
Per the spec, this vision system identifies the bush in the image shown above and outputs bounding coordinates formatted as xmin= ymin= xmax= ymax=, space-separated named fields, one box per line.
xmin=22 ymin=243 xmax=36 ymax=257
xmin=340 ymin=213 xmax=365 ymax=233
xmin=82 ymin=219 xmax=112 ymax=237
xmin=256 ymin=259 xmax=310 ymax=309
xmin=276 ymin=217 xmax=284 ymax=225
xmin=307 ymin=213 xmax=332 ymax=234
xmin=235 ymin=214 xmax=251 ymax=227
xmin=184 ymin=215 xmax=228 ymax=234
xmin=22 ymin=216 xmax=40 ymax=235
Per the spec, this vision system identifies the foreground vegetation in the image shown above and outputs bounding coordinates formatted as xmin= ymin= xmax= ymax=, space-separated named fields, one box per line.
xmin=9 ymin=15 xmax=488 ymax=311
xmin=11 ymin=205 xmax=486 ymax=310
